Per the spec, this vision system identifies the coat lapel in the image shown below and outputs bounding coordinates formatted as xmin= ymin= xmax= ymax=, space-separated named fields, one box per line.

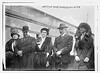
xmin=41 ymin=37 xmax=47 ymax=50
xmin=61 ymin=34 xmax=68 ymax=42
xmin=56 ymin=36 xmax=62 ymax=44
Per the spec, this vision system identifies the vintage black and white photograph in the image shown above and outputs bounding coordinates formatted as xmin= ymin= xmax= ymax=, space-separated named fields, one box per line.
xmin=2 ymin=2 xmax=96 ymax=71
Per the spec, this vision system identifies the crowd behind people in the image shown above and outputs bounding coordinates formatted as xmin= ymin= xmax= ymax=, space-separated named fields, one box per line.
xmin=5 ymin=22 xmax=94 ymax=71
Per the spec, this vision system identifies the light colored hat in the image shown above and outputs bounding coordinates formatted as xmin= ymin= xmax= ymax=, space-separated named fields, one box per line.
xmin=10 ymin=28 xmax=20 ymax=37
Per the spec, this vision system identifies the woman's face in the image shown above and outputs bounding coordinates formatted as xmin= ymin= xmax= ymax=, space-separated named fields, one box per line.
xmin=13 ymin=34 xmax=19 ymax=39
xmin=41 ymin=30 xmax=47 ymax=38
xmin=79 ymin=28 xmax=86 ymax=34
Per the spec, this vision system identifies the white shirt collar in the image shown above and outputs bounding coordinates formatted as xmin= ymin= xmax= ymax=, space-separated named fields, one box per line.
xmin=41 ymin=37 xmax=46 ymax=40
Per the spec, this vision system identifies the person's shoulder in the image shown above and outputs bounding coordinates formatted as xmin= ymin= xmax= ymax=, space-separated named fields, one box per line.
xmin=6 ymin=39 xmax=13 ymax=44
xmin=17 ymin=38 xmax=22 ymax=43
xmin=6 ymin=39 xmax=12 ymax=42
xmin=29 ymin=36 xmax=36 ymax=40
xmin=17 ymin=38 xmax=22 ymax=42
xmin=46 ymin=37 xmax=52 ymax=41
xmin=69 ymin=35 xmax=73 ymax=38
xmin=46 ymin=36 xmax=51 ymax=39
xmin=66 ymin=34 xmax=73 ymax=40
xmin=88 ymin=35 xmax=94 ymax=42
xmin=55 ymin=35 xmax=60 ymax=39
xmin=17 ymin=38 xmax=21 ymax=40
xmin=54 ymin=36 xmax=60 ymax=41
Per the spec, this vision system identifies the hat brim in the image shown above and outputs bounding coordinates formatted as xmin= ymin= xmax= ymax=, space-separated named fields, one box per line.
xmin=11 ymin=33 xmax=20 ymax=37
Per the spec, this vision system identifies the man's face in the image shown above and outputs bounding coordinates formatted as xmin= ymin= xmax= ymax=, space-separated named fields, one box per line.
xmin=59 ymin=28 xmax=64 ymax=35
xmin=41 ymin=30 xmax=47 ymax=38
xmin=23 ymin=31 xmax=28 ymax=37
xmin=13 ymin=34 xmax=18 ymax=39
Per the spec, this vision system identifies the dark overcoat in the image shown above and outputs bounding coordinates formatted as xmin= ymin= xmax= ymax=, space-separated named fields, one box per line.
xmin=76 ymin=36 xmax=94 ymax=61
xmin=34 ymin=37 xmax=52 ymax=69
xmin=75 ymin=35 xmax=94 ymax=69
xmin=14 ymin=36 xmax=36 ymax=70
xmin=6 ymin=39 xmax=20 ymax=69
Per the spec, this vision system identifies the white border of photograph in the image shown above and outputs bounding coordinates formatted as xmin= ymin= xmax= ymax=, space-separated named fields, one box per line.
xmin=0 ymin=0 xmax=99 ymax=73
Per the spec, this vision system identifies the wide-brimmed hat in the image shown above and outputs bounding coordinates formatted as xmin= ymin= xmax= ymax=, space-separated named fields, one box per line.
xmin=22 ymin=26 xmax=29 ymax=32
xmin=10 ymin=28 xmax=20 ymax=37
xmin=57 ymin=23 xmax=68 ymax=29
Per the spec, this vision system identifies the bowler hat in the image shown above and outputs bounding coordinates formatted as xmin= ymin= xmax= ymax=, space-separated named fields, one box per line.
xmin=57 ymin=23 xmax=68 ymax=29
xmin=22 ymin=26 xmax=29 ymax=32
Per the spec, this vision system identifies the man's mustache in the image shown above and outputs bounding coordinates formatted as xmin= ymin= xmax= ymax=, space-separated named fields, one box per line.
xmin=60 ymin=31 xmax=63 ymax=33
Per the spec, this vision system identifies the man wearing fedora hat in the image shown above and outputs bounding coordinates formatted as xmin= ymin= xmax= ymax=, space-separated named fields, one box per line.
xmin=14 ymin=26 xmax=37 ymax=70
xmin=52 ymin=23 xmax=73 ymax=70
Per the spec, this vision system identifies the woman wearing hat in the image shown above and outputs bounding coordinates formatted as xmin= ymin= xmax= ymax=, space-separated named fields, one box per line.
xmin=34 ymin=28 xmax=52 ymax=70
xmin=5 ymin=28 xmax=20 ymax=70
xmin=74 ymin=22 xmax=94 ymax=70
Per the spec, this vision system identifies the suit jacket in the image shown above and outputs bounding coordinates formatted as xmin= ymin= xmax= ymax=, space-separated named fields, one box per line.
xmin=53 ymin=34 xmax=73 ymax=63
xmin=76 ymin=36 xmax=94 ymax=61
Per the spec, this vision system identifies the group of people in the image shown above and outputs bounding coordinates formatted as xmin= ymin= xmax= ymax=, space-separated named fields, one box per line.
xmin=5 ymin=22 xmax=94 ymax=71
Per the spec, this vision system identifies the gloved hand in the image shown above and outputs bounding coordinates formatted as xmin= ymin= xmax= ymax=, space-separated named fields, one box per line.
xmin=75 ymin=56 xmax=80 ymax=61
xmin=84 ymin=57 xmax=89 ymax=62
xmin=56 ymin=50 xmax=62 ymax=56
xmin=46 ymin=52 xmax=49 ymax=57
xmin=46 ymin=61 xmax=49 ymax=67
xmin=17 ymin=50 xmax=22 ymax=57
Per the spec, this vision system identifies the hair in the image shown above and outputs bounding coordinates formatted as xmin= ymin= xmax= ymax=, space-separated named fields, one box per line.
xmin=40 ymin=28 xmax=49 ymax=35
xmin=77 ymin=22 xmax=92 ymax=37
xmin=75 ymin=22 xmax=93 ymax=50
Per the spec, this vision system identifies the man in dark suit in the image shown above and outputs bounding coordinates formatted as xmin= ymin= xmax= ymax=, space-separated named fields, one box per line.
xmin=52 ymin=23 xmax=73 ymax=70
xmin=14 ymin=26 xmax=36 ymax=70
